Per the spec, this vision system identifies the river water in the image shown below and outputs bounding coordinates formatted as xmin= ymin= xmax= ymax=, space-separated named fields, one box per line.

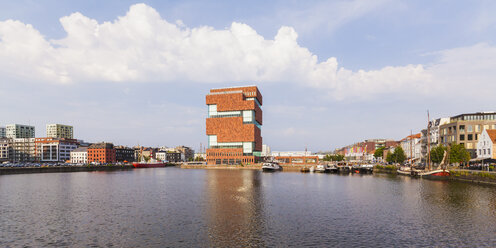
xmin=1 ymin=168 xmax=496 ymax=247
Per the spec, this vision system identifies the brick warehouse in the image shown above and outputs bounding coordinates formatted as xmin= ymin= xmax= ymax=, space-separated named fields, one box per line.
xmin=206 ymin=86 xmax=262 ymax=165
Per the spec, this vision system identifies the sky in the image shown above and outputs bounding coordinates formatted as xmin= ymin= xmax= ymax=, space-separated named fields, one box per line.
xmin=1 ymin=0 xmax=496 ymax=152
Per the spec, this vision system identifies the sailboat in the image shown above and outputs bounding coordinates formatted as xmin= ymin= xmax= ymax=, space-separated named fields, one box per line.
xmin=412 ymin=111 xmax=450 ymax=178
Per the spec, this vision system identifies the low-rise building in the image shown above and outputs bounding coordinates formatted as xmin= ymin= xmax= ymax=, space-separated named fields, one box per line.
xmin=88 ymin=143 xmax=116 ymax=164
xmin=35 ymin=137 xmax=79 ymax=162
xmin=477 ymin=129 xmax=496 ymax=159
xmin=175 ymin=146 xmax=194 ymax=161
xmin=70 ymin=147 xmax=88 ymax=164
xmin=399 ymin=133 xmax=422 ymax=163
xmin=115 ymin=146 xmax=135 ymax=163
xmin=6 ymin=124 xmax=35 ymax=139
xmin=274 ymin=155 xmax=319 ymax=165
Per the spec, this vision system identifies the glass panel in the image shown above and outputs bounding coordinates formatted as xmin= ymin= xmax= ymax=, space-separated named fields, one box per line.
xmin=243 ymin=110 xmax=253 ymax=122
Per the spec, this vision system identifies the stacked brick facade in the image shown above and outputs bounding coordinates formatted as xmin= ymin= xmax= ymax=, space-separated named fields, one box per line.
xmin=206 ymin=86 xmax=262 ymax=165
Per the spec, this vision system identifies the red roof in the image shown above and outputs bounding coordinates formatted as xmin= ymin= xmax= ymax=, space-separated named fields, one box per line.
xmin=486 ymin=129 xmax=496 ymax=142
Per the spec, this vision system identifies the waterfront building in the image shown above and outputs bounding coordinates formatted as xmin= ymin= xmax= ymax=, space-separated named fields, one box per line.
xmin=156 ymin=151 xmax=182 ymax=162
xmin=70 ymin=147 xmax=88 ymax=164
xmin=399 ymin=133 xmax=422 ymax=163
xmin=420 ymin=117 xmax=450 ymax=162
xmin=6 ymin=124 xmax=35 ymax=139
xmin=175 ymin=146 xmax=194 ymax=161
xmin=0 ymin=127 xmax=5 ymax=138
xmin=275 ymin=155 xmax=319 ymax=165
xmin=261 ymin=144 xmax=271 ymax=157
xmin=46 ymin=124 xmax=74 ymax=139
xmin=439 ymin=112 xmax=496 ymax=158
xmin=0 ymin=138 xmax=10 ymax=162
xmin=206 ymin=86 xmax=263 ymax=165
xmin=115 ymin=146 xmax=135 ymax=163
xmin=88 ymin=143 xmax=116 ymax=164
xmin=11 ymin=138 xmax=36 ymax=162
xmin=34 ymin=137 xmax=79 ymax=162
xmin=477 ymin=129 xmax=496 ymax=159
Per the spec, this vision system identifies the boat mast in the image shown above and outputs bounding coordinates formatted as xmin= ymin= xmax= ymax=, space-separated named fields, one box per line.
xmin=427 ymin=111 xmax=431 ymax=171
xmin=410 ymin=129 xmax=413 ymax=169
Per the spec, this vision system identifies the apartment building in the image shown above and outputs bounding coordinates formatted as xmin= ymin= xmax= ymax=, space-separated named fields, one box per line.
xmin=439 ymin=112 xmax=496 ymax=157
xmin=0 ymin=138 xmax=10 ymax=162
xmin=70 ymin=147 xmax=88 ymax=164
xmin=206 ymin=86 xmax=263 ymax=165
xmin=0 ymin=127 xmax=5 ymax=138
xmin=6 ymin=124 xmax=35 ymax=139
xmin=11 ymin=138 xmax=36 ymax=162
xmin=34 ymin=137 xmax=79 ymax=162
xmin=46 ymin=124 xmax=74 ymax=139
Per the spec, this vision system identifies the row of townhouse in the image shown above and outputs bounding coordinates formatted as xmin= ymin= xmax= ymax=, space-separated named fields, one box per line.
xmin=334 ymin=112 xmax=496 ymax=164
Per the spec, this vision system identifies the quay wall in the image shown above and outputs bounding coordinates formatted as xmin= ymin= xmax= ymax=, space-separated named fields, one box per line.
xmin=181 ymin=164 xmax=313 ymax=172
xmin=0 ymin=165 xmax=135 ymax=175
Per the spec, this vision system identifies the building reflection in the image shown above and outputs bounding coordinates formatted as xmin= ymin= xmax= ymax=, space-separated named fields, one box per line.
xmin=204 ymin=170 xmax=265 ymax=247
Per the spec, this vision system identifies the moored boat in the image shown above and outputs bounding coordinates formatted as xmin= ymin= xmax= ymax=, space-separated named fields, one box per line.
xmin=315 ymin=164 xmax=326 ymax=173
xmin=132 ymin=161 xmax=168 ymax=168
xmin=262 ymin=161 xmax=282 ymax=172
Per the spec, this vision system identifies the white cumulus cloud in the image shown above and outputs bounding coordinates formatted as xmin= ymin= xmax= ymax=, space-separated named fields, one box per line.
xmin=0 ymin=3 xmax=495 ymax=100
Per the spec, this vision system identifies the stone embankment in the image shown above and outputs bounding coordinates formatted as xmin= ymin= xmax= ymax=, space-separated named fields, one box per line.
xmin=0 ymin=165 xmax=135 ymax=175
xmin=373 ymin=165 xmax=496 ymax=185
xmin=180 ymin=164 xmax=314 ymax=172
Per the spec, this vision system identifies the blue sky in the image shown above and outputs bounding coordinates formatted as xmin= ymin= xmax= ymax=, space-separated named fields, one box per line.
xmin=1 ymin=0 xmax=496 ymax=152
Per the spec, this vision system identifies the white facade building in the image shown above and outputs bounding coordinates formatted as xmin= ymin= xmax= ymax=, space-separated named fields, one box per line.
xmin=477 ymin=129 xmax=496 ymax=159
xmin=70 ymin=147 xmax=88 ymax=164
xmin=400 ymin=134 xmax=422 ymax=162
xmin=6 ymin=124 xmax=35 ymax=139
xmin=261 ymin=144 xmax=271 ymax=157
xmin=0 ymin=138 xmax=10 ymax=162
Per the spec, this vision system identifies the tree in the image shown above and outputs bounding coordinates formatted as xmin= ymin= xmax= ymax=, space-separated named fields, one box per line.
xmin=449 ymin=143 xmax=471 ymax=164
xmin=393 ymin=146 xmax=406 ymax=164
xmin=386 ymin=151 xmax=394 ymax=164
xmin=374 ymin=147 xmax=385 ymax=159
xmin=430 ymin=145 xmax=446 ymax=164
xmin=322 ymin=154 xmax=344 ymax=162
xmin=143 ymin=155 xmax=150 ymax=162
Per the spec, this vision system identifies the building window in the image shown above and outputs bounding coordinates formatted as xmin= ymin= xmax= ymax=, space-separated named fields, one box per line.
xmin=476 ymin=125 xmax=481 ymax=132
xmin=460 ymin=134 xmax=465 ymax=141
xmin=468 ymin=134 xmax=473 ymax=140
xmin=459 ymin=125 xmax=465 ymax=134
xmin=467 ymin=125 xmax=473 ymax=132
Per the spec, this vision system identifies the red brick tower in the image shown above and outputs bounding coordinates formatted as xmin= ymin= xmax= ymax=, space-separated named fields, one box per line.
xmin=206 ymin=86 xmax=262 ymax=165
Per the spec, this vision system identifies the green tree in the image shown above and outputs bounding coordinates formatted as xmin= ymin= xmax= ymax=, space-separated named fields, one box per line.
xmin=393 ymin=146 xmax=407 ymax=164
xmin=374 ymin=147 xmax=385 ymax=159
xmin=334 ymin=154 xmax=344 ymax=162
xmin=430 ymin=145 xmax=446 ymax=164
xmin=386 ymin=151 xmax=394 ymax=164
xmin=449 ymin=143 xmax=471 ymax=164
xmin=323 ymin=154 xmax=333 ymax=161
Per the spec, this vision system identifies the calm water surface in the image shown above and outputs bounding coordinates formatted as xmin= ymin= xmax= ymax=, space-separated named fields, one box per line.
xmin=1 ymin=168 xmax=496 ymax=247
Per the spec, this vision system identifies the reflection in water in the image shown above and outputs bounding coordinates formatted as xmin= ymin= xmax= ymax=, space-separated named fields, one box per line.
xmin=1 ymin=169 xmax=496 ymax=247
xmin=205 ymin=170 xmax=265 ymax=247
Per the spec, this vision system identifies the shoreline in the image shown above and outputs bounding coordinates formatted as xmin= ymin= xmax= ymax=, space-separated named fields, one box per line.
xmin=0 ymin=165 xmax=135 ymax=175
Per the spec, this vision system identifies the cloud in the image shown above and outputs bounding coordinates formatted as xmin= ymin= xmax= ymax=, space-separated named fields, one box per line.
xmin=0 ymin=3 xmax=495 ymax=101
